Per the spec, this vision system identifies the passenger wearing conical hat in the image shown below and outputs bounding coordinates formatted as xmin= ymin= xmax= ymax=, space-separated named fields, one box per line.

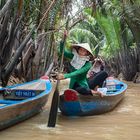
xmin=57 ymin=42 xmax=104 ymax=97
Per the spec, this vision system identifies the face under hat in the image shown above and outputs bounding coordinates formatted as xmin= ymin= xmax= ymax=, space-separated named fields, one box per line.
xmin=71 ymin=43 xmax=94 ymax=57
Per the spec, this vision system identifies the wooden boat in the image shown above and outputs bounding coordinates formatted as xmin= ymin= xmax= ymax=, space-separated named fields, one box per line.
xmin=59 ymin=79 xmax=127 ymax=116
xmin=0 ymin=76 xmax=52 ymax=130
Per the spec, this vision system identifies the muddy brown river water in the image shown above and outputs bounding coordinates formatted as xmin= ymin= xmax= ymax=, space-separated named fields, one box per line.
xmin=0 ymin=80 xmax=140 ymax=140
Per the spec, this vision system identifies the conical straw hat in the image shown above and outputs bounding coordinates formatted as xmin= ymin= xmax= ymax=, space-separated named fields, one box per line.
xmin=71 ymin=43 xmax=94 ymax=57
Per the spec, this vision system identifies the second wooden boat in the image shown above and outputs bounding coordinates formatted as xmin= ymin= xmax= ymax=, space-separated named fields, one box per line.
xmin=0 ymin=76 xmax=52 ymax=130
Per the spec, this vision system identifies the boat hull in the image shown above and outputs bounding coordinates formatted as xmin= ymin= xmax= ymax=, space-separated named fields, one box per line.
xmin=0 ymin=78 xmax=52 ymax=130
xmin=59 ymin=80 xmax=127 ymax=116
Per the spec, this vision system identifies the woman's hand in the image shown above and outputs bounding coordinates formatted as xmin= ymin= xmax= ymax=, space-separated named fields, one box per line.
xmin=91 ymin=90 xmax=103 ymax=97
xmin=57 ymin=73 xmax=65 ymax=80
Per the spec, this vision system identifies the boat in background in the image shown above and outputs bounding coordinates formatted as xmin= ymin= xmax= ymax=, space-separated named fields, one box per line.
xmin=0 ymin=76 xmax=52 ymax=130
xmin=59 ymin=79 xmax=127 ymax=116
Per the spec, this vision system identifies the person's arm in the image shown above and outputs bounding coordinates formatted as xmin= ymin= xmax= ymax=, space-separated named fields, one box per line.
xmin=87 ymin=64 xmax=94 ymax=78
xmin=59 ymin=41 xmax=73 ymax=59
xmin=64 ymin=62 xmax=91 ymax=79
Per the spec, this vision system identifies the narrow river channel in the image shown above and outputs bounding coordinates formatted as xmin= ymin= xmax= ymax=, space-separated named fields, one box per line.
xmin=0 ymin=80 xmax=140 ymax=140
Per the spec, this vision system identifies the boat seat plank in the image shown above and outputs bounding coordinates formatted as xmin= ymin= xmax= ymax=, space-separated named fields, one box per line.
xmin=12 ymin=81 xmax=46 ymax=90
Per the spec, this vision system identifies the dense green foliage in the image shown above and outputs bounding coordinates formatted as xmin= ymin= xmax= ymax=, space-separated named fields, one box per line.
xmin=0 ymin=0 xmax=140 ymax=85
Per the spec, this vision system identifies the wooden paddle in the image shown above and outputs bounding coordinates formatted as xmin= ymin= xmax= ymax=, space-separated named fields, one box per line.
xmin=47 ymin=18 xmax=69 ymax=127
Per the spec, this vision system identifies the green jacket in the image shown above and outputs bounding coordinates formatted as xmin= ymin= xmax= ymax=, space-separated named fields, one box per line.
xmin=59 ymin=41 xmax=92 ymax=89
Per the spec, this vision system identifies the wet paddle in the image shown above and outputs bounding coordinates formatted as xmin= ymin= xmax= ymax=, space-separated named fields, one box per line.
xmin=47 ymin=19 xmax=69 ymax=127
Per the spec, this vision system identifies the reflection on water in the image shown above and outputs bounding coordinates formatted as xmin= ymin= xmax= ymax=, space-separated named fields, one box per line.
xmin=0 ymin=81 xmax=140 ymax=140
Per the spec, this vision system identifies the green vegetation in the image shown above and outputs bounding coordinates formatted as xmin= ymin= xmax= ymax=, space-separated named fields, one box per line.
xmin=0 ymin=0 xmax=139 ymax=86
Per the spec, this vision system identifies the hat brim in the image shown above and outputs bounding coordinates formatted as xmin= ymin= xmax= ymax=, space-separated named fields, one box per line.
xmin=71 ymin=43 xmax=94 ymax=58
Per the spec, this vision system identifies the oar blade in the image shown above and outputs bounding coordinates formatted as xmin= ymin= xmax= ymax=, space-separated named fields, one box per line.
xmin=47 ymin=86 xmax=59 ymax=127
